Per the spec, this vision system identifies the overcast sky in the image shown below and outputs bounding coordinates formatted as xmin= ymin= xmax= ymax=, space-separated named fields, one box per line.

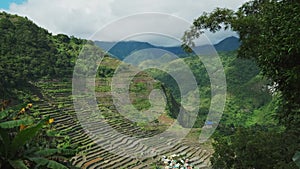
xmin=1 ymin=0 xmax=248 ymax=46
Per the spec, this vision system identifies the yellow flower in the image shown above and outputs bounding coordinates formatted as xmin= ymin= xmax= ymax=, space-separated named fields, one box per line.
xmin=19 ymin=108 xmax=25 ymax=114
xmin=27 ymin=103 xmax=33 ymax=108
xmin=20 ymin=124 xmax=26 ymax=131
xmin=48 ymin=118 xmax=54 ymax=124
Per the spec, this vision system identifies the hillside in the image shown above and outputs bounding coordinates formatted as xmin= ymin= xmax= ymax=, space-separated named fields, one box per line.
xmin=142 ymin=51 xmax=273 ymax=128
xmin=0 ymin=11 xmax=193 ymax=133
xmin=0 ymin=12 xmax=86 ymax=100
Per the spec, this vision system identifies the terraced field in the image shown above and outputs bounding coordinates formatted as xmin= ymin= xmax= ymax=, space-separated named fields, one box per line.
xmin=33 ymin=66 xmax=212 ymax=169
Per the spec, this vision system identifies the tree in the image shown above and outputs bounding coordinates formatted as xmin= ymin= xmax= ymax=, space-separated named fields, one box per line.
xmin=211 ymin=126 xmax=299 ymax=169
xmin=0 ymin=12 xmax=85 ymax=100
xmin=183 ymin=1 xmax=300 ymax=127
xmin=182 ymin=0 xmax=300 ymax=168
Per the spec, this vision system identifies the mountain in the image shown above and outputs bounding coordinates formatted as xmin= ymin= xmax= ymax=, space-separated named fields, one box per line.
xmin=214 ymin=36 xmax=240 ymax=51
xmin=95 ymin=36 xmax=240 ymax=60
xmin=94 ymin=41 xmax=155 ymax=60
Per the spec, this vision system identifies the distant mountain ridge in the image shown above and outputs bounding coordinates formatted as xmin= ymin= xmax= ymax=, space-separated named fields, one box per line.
xmin=94 ymin=36 xmax=240 ymax=60
xmin=214 ymin=36 xmax=240 ymax=51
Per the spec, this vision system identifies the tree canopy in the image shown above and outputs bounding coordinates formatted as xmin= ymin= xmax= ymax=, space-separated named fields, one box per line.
xmin=0 ymin=12 xmax=86 ymax=99
xmin=183 ymin=0 xmax=300 ymax=168
xmin=183 ymin=0 xmax=300 ymax=128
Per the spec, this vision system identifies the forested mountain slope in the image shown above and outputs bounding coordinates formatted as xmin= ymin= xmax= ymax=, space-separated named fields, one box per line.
xmin=0 ymin=12 xmax=86 ymax=99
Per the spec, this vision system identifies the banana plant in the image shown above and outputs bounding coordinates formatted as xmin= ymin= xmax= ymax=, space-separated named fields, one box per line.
xmin=0 ymin=104 xmax=77 ymax=169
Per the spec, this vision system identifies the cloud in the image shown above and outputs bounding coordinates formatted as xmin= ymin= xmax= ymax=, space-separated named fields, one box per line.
xmin=6 ymin=0 xmax=248 ymax=45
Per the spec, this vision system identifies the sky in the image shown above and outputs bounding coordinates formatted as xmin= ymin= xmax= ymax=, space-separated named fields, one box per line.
xmin=1 ymin=0 xmax=248 ymax=46
xmin=0 ymin=0 xmax=25 ymax=9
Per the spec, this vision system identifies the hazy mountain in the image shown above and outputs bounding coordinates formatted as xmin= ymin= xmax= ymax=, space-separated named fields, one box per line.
xmin=95 ymin=36 xmax=240 ymax=60
xmin=214 ymin=36 xmax=240 ymax=51
xmin=94 ymin=41 xmax=155 ymax=60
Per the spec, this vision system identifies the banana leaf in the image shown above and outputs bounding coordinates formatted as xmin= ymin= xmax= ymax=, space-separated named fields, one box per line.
xmin=0 ymin=117 xmax=34 ymax=129
xmin=0 ymin=110 xmax=9 ymax=120
xmin=8 ymin=159 xmax=29 ymax=169
xmin=10 ymin=117 xmax=49 ymax=156
xmin=28 ymin=157 xmax=68 ymax=169
xmin=0 ymin=128 xmax=10 ymax=157
xmin=293 ymin=151 xmax=300 ymax=168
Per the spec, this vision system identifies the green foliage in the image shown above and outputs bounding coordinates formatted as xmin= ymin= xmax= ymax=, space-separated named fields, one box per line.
xmin=293 ymin=151 xmax=300 ymax=168
xmin=0 ymin=104 xmax=77 ymax=169
xmin=211 ymin=127 xmax=299 ymax=169
xmin=0 ymin=12 xmax=86 ymax=100
xmin=98 ymin=66 xmax=115 ymax=78
xmin=8 ymin=160 xmax=29 ymax=169
xmin=147 ymin=52 xmax=272 ymax=128
xmin=28 ymin=157 xmax=69 ymax=169
xmin=183 ymin=0 xmax=300 ymax=128
xmin=183 ymin=0 xmax=300 ymax=168
xmin=0 ymin=117 xmax=33 ymax=129
xmin=10 ymin=118 xmax=47 ymax=155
